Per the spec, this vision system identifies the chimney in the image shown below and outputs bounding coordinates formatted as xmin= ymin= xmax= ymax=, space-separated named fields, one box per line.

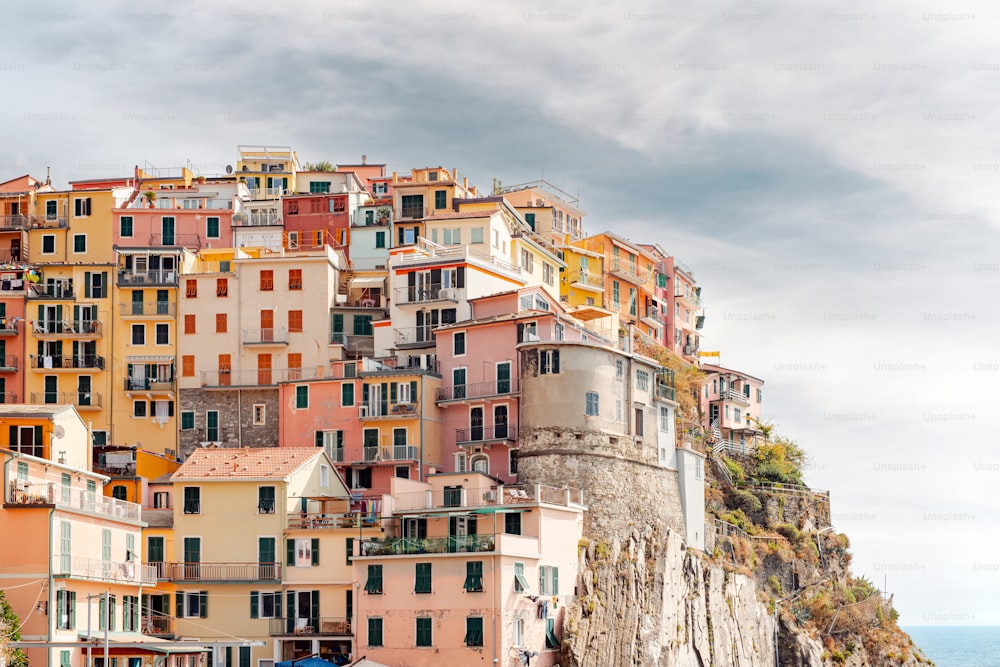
xmin=463 ymin=177 xmax=468 ymax=190
xmin=362 ymin=155 xmax=367 ymax=165
xmin=451 ymin=168 xmax=457 ymax=180
xmin=392 ymin=171 xmax=398 ymax=183
xmin=46 ymin=166 xmax=51 ymax=186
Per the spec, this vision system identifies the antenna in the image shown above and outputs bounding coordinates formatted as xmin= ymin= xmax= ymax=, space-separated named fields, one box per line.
xmin=53 ymin=425 xmax=65 ymax=439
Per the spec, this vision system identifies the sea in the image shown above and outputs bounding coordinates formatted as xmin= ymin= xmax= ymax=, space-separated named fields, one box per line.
xmin=904 ymin=627 xmax=1000 ymax=666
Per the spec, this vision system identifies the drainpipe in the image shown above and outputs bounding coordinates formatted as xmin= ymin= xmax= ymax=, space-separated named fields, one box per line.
xmin=491 ymin=512 xmax=498 ymax=665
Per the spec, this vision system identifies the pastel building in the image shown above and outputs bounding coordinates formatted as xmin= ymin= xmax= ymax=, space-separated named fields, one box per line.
xmin=167 ymin=447 xmax=350 ymax=667
xmin=499 ymin=179 xmax=586 ymax=246
xmin=0 ymin=172 xmax=53 ymax=262
xmin=354 ymin=473 xmax=585 ymax=667
xmin=0 ymin=405 xmax=154 ymax=667
xmin=283 ymin=170 xmax=368 ymax=252
xmin=177 ymin=246 xmax=343 ymax=457
xmin=699 ymin=364 xmax=765 ymax=454
xmin=670 ymin=257 xmax=703 ymax=363
xmin=234 ymin=145 xmax=301 ymax=252
xmin=389 ymin=166 xmax=479 ymax=248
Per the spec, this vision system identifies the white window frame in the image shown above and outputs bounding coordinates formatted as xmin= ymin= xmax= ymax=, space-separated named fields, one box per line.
xmin=131 ymin=324 xmax=145 ymax=345
xmin=252 ymin=404 xmax=266 ymax=425
xmin=453 ymin=331 xmax=466 ymax=357
xmin=41 ymin=234 xmax=56 ymax=255
xmin=397 ymin=382 xmax=412 ymax=404
xmin=132 ymin=400 xmax=147 ymax=418
xmin=294 ymin=538 xmax=313 ymax=567
xmin=455 ymin=452 xmax=467 ymax=473
xmin=182 ymin=592 xmax=201 ymax=618
xmin=585 ymin=391 xmax=599 ymax=416
xmin=320 ymin=464 xmax=330 ymax=488
xmin=155 ymin=322 xmax=170 ymax=346
xmin=258 ymin=591 xmax=280 ymax=619
xmin=72 ymin=233 xmax=87 ymax=254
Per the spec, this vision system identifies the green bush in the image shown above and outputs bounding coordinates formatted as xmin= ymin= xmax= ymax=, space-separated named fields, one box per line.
xmin=767 ymin=575 xmax=783 ymax=595
xmin=731 ymin=488 xmax=762 ymax=513
xmin=723 ymin=456 xmax=746 ymax=484
xmin=775 ymin=523 xmax=802 ymax=542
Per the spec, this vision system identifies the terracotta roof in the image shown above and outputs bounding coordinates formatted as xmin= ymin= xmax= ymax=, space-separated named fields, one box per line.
xmin=171 ymin=447 xmax=321 ymax=481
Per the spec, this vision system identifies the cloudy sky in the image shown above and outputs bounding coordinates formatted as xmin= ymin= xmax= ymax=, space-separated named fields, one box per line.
xmin=2 ymin=0 xmax=996 ymax=627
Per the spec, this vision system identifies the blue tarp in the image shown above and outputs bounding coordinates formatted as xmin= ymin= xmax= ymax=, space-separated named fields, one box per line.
xmin=275 ymin=658 xmax=342 ymax=667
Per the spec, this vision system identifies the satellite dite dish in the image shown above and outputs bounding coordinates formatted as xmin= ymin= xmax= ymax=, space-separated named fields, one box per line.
xmin=53 ymin=425 xmax=65 ymax=439
xmin=226 ymin=165 xmax=234 ymax=174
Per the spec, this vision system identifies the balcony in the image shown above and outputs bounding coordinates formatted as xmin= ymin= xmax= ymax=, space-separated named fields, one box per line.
xmin=568 ymin=270 xmax=604 ymax=293
xmin=675 ymin=288 xmax=701 ymax=309
xmin=0 ymin=355 xmax=16 ymax=371
xmin=118 ymin=302 xmax=176 ymax=317
xmin=52 ymin=555 xmax=157 ymax=586
xmin=31 ymin=320 xmax=103 ymax=337
xmin=360 ymin=533 xmax=496 ymax=556
xmin=232 ymin=210 xmax=282 ymax=226
xmin=717 ymin=387 xmax=751 ymax=405
xmin=391 ymin=483 xmax=584 ymax=512
xmin=28 ymin=391 xmax=103 ymax=409
xmin=0 ymin=319 xmax=17 ymax=335
xmin=436 ymin=378 xmax=519 ymax=403
xmin=286 ymin=512 xmax=382 ymax=530
xmin=359 ymin=403 xmax=417 ymax=420
xmin=29 ymin=355 xmax=106 ymax=370
xmin=609 ymin=260 xmax=647 ymax=286
xmin=243 ymin=328 xmax=289 ymax=345
xmin=357 ymin=354 xmax=439 ymax=375
xmin=7 ymin=481 xmax=138 ymax=519
xmin=329 ymin=333 xmax=375 ymax=359
xmin=455 ymin=424 xmax=518 ymax=446
xmin=141 ymin=614 xmax=174 ymax=637
xmin=393 ymin=326 xmax=435 ymax=349
xmin=0 ymin=392 xmax=18 ymax=403
xmin=200 ymin=367 xmax=318 ymax=388
xmin=125 ymin=377 xmax=176 ymax=393
xmin=359 ymin=445 xmax=419 ymax=462
xmin=30 ymin=216 xmax=68 ymax=229
xmin=246 ymin=188 xmax=285 ymax=201
xmin=269 ymin=617 xmax=352 ymax=637
xmin=28 ymin=283 xmax=73 ymax=299
xmin=117 ymin=269 xmax=178 ymax=286
xmin=654 ymin=381 xmax=676 ymax=402
xmin=642 ymin=306 xmax=665 ymax=330
xmin=148 ymin=233 xmax=202 ymax=248
xmin=0 ymin=214 xmax=29 ymax=229
xmin=163 ymin=562 xmax=282 ymax=583
xmin=393 ymin=284 xmax=461 ymax=306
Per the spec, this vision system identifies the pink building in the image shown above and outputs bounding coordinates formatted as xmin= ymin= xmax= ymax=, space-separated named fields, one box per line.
xmin=113 ymin=185 xmax=236 ymax=251
xmin=699 ymin=364 xmax=765 ymax=454
xmin=354 ymin=473 xmax=585 ymax=667
xmin=434 ymin=287 xmax=609 ymax=483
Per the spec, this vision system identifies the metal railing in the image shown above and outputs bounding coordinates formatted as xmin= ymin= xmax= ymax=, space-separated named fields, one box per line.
xmin=125 ymin=377 xmax=176 ymax=392
xmin=148 ymin=233 xmax=202 ymax=247
xmin=8 ymin=482 xmax=138 ymax=519
xmin=436 ymin=378 xmax=519 ymax=402
xmin=200 ymin=367 xmax=319 ymax=387
xmin=30 ymin=320 xmax=102 ymax=335
xmin=0 ymin=214 xmax=30 ymax=229
xmin=232 ymin=211 xmax=282 ymax=226
xmin=654 ymin=382 xmax=676 ymax=402
xmin=455 ymin=424 xmax=518 ymax=444
xmin=0 ymin=392 xmax=18 ymax=403
xmin=32 ymin=215 xmax=68 ymax=228
xmin=358 ymin=354 xmax=439 ymax=375
xmin=52 ymin=555 xmax=157 ymax=585
xmin=117 ymin=270 xmax=178 ymax=286
xmin=391 ymin=483 xmax=584 ymax=511
xmin=268 ymin=617 xmax=352 ymax=637
xmin=119 ymin=302 xmax=176 ymax=316
xmin=0 ymin=355 xmax=17 ymax=370
xmin=359 ymin=403 xmax=417 ymax=419
xmin=243 ymin=328 xmax=289 ymax=344
xmin=286 ymin=512 xmax=382 ymax=530
xmin=28 ymin=391 xmax=103 ymax=408
xmin=393 ymin=326 xmax=435 ymax=347
xmin=360 ymin=445 xmax=418 ymax=462
xmin=30 ymin=355 xmax=105 ymax=370
xmin=360 ymin=534 xmax=496 ymax=556
xmin=609 ymin=259 xmax=647 ymax=285
xmin=28 ymin=283 xmax=74 ymax=299
xmin=567 ymin=270 xmax=604 ymax=289
xmin=141 ymin=614 xmax=173 ymax=636
xmin=393 ymin=284 xmax=461 ymax=305
xmin=164 ymin=562 xmax=282 ymax=582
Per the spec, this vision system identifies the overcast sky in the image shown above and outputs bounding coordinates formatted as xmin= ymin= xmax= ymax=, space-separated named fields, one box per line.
xmin=2 ymin=0 xmax=996 ymax=627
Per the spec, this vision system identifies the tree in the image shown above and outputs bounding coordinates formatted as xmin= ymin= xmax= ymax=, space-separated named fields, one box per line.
xmin=0 ymin=590 xmax=28 ymax=667
xmin=304 ymin=161 xmax=335 ymax=172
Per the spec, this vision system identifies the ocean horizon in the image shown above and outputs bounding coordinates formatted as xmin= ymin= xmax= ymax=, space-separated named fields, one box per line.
xmin=903 ymin=626 xmax=1000 ymax=666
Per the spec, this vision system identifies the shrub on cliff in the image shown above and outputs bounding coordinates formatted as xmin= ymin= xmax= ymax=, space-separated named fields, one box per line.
xmin=730 ymin=488 xmax=762 ymax=513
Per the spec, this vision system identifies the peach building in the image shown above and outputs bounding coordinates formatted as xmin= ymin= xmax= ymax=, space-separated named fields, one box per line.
xmin=354 ymin=473 xmax=585 ymax=667
xmin=699 ymin=364 xmax=765 ymax=454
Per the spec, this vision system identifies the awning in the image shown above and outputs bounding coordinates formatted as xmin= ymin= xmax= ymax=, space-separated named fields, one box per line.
xmin=127 ymin=355 xmax=175 ymax=362
xmin=349 ymin=276 xmax=385 ymax=289
xmin=472 ymin=507 xmax=526 ymax=514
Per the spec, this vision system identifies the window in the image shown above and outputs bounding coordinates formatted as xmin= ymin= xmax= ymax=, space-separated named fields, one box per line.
xmin=180 ymin=592 xmax=207 ymax=618
xmin=74 ymin=197 xmax=91 ymax=217
xmin=540 ymin=349 xmax=560 ymax=374
xmin=443 ymin=485 xmax=462 ymax=507
xmin=101 ymin=529 xmax=112 ymax=561
xmin=543 ymin=262 xmax=554 ymax=285
xmin=374 ymin=231 xmax=386 ymax=248
xmin=288 ymin=269 xmax=302 ymax=290
xmin=616 ymin=359 xmax=624 ymax=379
xmin=16 ymin=461 xmax=28 ymax=482
xmin=288 ymin=310 xmax=303 ymax=332
xmin=443 ymin=227 xmax=461 ymax=244
xmin=180 ymin=410 xmax=195 ymax=431
xmin=250 ymin=591 xmax=281 ymax=619
xmin=509 ymin=449 xmax=519 ymax=475
xmin=98 ymin=594 xmax=116 ymax=630
xmin=513 ymin=616 xmax=525 ymax=647
xmin=258 ymin=486 xmax=276 ymax=514
xmin=123 ymin=595 xmax=139 ymax=632
xmin=182 ymin=355 xmax=195 ymax=377
xmin=464 ymin=561 xmax=483 ymax=592
xmin=546 ymin=618 xmax=559 ymax=649
xmin=215 ymin=313 xmax=227 ymax=333
xmin=131 ymin=324 xmax=145 ymax=345
xmin=73 ymin=234 xmax=86 ymax=253
xmin=415 ymin=563 xmax=432 ymax=594
xmin=42 ymin=234 xmax=56 ymax=254
xmin=616 ymin=400 xmax=622 ymax=422
xmin=471 ymin=227 xmax=484 ymax=244
xmin=112 ymin=485 xmax=127 ymax=501
xmin=156 ymin=323 xmax=169 ymax=345
xmin=253 ymin=404 xmax=265 ymax=425
xmin=217 ymin=278 xmax=228 ymax=296
xmin=45 ymin=200 xmax=58 ymax=220
xmin=415 ymin=616 xmax=433 ymax=647
xmin=341 ymin=383 xmax=354 ymax=406
xmin=289 ymin=537 xmax=319 ymax=567
xmin=504 ymin=512 xmax=522 ymax=535
xmin=133 ymin=400 xmax=147 ymax=418
xmin=183 ymin=487 xmax=201 ymax=514
xmin=636 ymin=370 xmax=649 ymax=391
xmin=453 ymin=331 xmax=466 ymax=356
xmin=365 ymin=565 xmax=383 ymax=594
xmin=659 ymin=406 xmax=672 ymax=431
xmin=585 ymin=391 xmax=599 ymax=416
xmin=184 ymin=314 xmax=196 ymax=334
xmin=520 ymin=249 xmax=534 ymax=272
xmin=401 ymin=194 xmax=423 ymax=219
xmin=260 ymin=270 xmax=273 ymax=291
xmin=635 ymin=408 xmax=644 ymax=437
xmin=539 ymin=566 xmax=560 ymax=595
xmin=368 ymin=617 xmax=383 ymax=647
xmin=56 ymin=590 xmax=76 ymax=629
xmin=434 ymin=189 xmax=447 ymax=209
xmin=295 ymin=385 xmax=308 ymax=408
xmin=320 ymin=465 xmax=330 ymax=488
xmin=185 ymin=279 xmax=198 ymax=298
xmin=612 ymin=281 xmax=620 ymax=309
xmin=465 ymin=617 xmax=484 ymax=647
xmin=524 ymin=212 xmax=535 ymax=229
xmin=452 ymin=368 xmax=466 ymax=399
xmin=514 ymin=562 xmax=529 ymax=592
xmin=757 ymin=388 xmax=763 ymax=403
xmin=629 ymin=287 xmax=637 ymax=316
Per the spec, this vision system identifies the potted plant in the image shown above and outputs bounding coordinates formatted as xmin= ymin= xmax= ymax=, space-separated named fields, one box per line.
xmin=143 ymin=191 xmax=157 ymax=208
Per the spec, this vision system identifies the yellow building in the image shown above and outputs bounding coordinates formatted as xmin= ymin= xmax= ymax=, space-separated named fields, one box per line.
xmin=390 ymin=167 xmax=479 ymax=247
xmin=167 ymin=447 xmax=350 ymax=667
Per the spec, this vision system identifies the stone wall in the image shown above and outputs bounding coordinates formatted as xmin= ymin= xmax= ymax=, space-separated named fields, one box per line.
xmin=178 ymin=387 xmax=279 ymax=458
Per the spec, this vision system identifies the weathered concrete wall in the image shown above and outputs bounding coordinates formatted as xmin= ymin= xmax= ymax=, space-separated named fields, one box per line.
xmin=178 ymin=387 xmax=279 ymax=458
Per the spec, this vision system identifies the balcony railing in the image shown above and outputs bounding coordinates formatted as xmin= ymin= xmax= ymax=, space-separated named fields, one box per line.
xmin=246 ymin=188 xmax=285 ymax=201
xmin=243 ymin=328 xmax=289 ymax=345
xmin=643 ymin=306 xmax=664 ymax=323
xmin=357 ymin=354 xmax=439 ymax=375
xmin=125 ymin=377 xmax=176 ymax=392
xmin=148 ymin=233 xmax=202 ymax=247
xmin=0 ymin=355 xmax=17 ymax=371
xmin=119 ymin=302 xmax=176 ymax=316
xmin=393 ymin=284 xmax=461 ymax=305
xmin=391 ymin=483 xmax=584 ymax=512
xmin=609 ymin=260 xmax=647 ymax=286
xmin=286 ymin=512 xmax=382 ymax=530
xmin=232 ymin=211 xmax=282 ymax=226
xmin=200 ymin=367 xmax=318 ymax=388
xmin=568 ymin=271 xmax=604 ymax=290
xmin=31 ymin=320 xmax=102 ymax=336
xmin=717 ymin=388 xmax=751 ymax=404
xmin=360 ymin=445 xmax=418 ymax=462
xmin=31 ymin=215 xmax=68 ymax=229
xmin=30 ymin=355 xmax=105 ymax=370
xmin=360 ymin=534 xmax=496 ymax=556
xmin=117 ymin=270 xmax=178 ymax=286
xmin=654 ymin=382 xmax=676 ymax=402
xmin=8 ymin=482 xmax=138 ymax=519
xmin=0 ymin=392 xmax=18 ymax=403
xmin=393 ymin=326 xmax=435 ymax=348
xmin=28 ymin=283 xmax=73 ymax=299
xmin=28 ymin=391 xmax=103 ymax=408
xmin=359 ymin=403 xmax=417 ymax=419
xmin=52 ymin=555 xmax=157 ymax=585
xmin=455 ymin=424 xmax=518 ymax=445
xmin=141 ymin=614 xmax=174 ymax=636
xmin=268 ymin=617 xmax=352 ymax=637
xmin=163 ymin=562 xmax=281 ymax=582
xmin=436 ymin=378 xmax=519 ymax=402
xmin=0 ymin=214 xmax=30 ymax=229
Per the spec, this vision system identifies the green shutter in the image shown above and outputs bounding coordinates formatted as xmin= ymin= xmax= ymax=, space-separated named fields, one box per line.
xmin=410 ymin=381 xmax=417 ymax=402
xmin=84 ymin=272 xmax=91 ymax=298
xmin=311 ymin=538 xmax=319 ymax=565
xmin=199 ymin=591 xmax=207 ymax=618
xmin=33 ymin=426 xmax=43 ymax=448
xmin=464 ymin=561 xmax=483 ymax=592
xmin=176 ymin=593 xmax=183 ymax=618
xmin=286 ymin=538 xmax=295 ymax=565
xmin=315 ymin=431 xmax=323 ymax=447
xmin=552 ymin=567 xmax=559 ymax=595
xmin=69 ymin=593 xmax=75 ymax=629
xmin=250 ymin=592 xmax=258 ymax=619
xmin=345 ymin=538 xmax=354 ymax=565
xmin=540 ymin=566 xmax=548 ymax=595
xmin=415 ymin=563 xmax=432 ymax=594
